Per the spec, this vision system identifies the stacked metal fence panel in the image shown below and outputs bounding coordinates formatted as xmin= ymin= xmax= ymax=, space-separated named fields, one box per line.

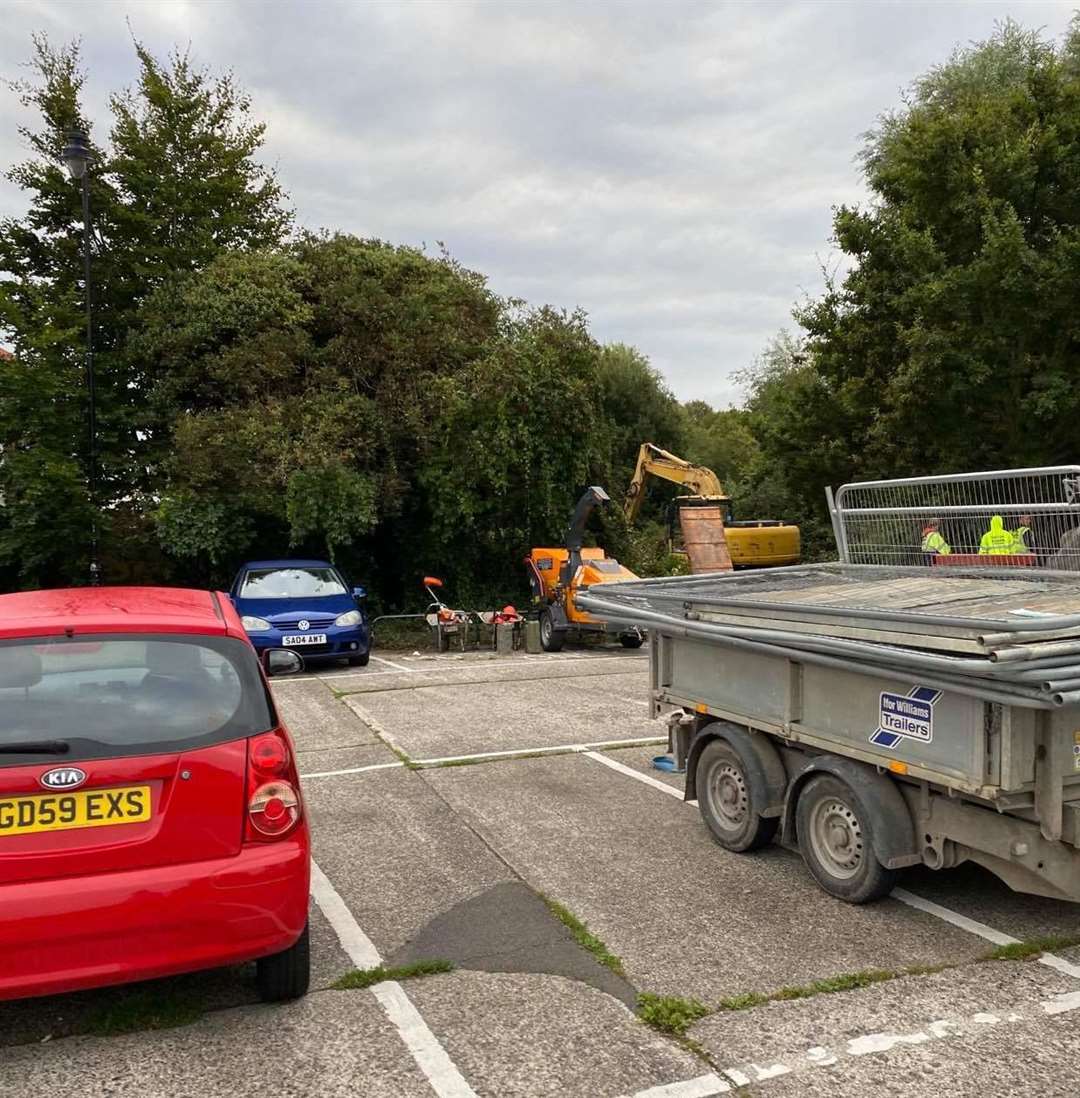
xmin=576 ymin=564 xmax=1080 ymax=709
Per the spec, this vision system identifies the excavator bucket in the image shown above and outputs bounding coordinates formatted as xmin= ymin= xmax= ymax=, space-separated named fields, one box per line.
xmin=679 ymin=505 xmax=734 ymax=573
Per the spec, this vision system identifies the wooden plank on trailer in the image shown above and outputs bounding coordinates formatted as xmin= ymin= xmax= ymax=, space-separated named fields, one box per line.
xmin=678 ymin=505 xmax=733 ymax=574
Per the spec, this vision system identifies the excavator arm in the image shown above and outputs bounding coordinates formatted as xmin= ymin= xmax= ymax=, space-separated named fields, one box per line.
xmin=623 ymin=443 xmax=727 ymax=522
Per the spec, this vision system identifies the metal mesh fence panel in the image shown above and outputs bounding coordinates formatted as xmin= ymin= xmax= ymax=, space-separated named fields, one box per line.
xmin=830 ymin=468 xmax=1080 ymax=570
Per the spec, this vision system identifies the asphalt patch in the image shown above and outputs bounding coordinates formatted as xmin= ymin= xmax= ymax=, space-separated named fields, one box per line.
xmin=386 ymin=880 xmax=638 ymax=1008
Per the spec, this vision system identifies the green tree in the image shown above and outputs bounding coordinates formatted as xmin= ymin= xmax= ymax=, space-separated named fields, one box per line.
xmin=421 ymin=307 xmax=609 ymax=601
xmin=800 ymin=19 xmax=1080 ymax=479
xmin=142 ymin=237 xmax=505 ymax=598
xmin=739 ymin=332 xmax=846 ymax=555
xmin=0 ymin=36 xmax=290 ymax=586
xmin=742 ymin=20 xmax=1080 ymax=552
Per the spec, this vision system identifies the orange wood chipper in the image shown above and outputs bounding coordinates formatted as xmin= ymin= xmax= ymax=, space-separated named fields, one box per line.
xmin=524 ymin=486 xmax=643 ymax=652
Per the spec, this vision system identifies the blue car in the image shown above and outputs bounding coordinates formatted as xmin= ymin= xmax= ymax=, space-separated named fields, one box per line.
xmin=229 ymin=559 xmax=370 ymax=667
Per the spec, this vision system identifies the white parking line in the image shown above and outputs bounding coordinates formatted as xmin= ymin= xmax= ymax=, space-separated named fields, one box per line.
xmin=301 ymin=761 xmax=405 ymax=779
xmin=300 ymin=738 xmax=668 ymax=780
xmin=582 ymin=751 xmax=1078 ymax=973
xmin=276 ymin=652 xmax=649 ymax=685
xmin=890 ymin=888 xmax=1016 ymax=946
xmin=583 ymin=750 xmax=691 ymax=802
xmin=310 ymin=860 xmax=478 ymax=1098
xmin=893 ymin=888 xmax=1080 ymax=978
xmin=309 ymin=861 xmax=381 ymax=968
xmin=416 ymin=737 xmax=667 ymax=768
xmin=370 ymin=654 xmax=418 ymax=673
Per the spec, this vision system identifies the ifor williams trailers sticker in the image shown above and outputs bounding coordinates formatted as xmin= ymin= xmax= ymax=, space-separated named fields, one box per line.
xmin=870 ymin=687 xmax=942 ymax=749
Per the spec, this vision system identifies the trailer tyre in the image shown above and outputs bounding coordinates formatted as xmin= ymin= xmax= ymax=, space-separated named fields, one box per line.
xmin=539 ymin=610 xmax=565 ymax=652
xmin=795 ymin=775 xmax=898 ymax=903
xmin=695 ymin=739 xmax=778 ymax=852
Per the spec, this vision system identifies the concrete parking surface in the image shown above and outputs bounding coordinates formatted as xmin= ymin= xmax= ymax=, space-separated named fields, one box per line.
xmin=6 ymin=646 xmax=1080 ymax=1097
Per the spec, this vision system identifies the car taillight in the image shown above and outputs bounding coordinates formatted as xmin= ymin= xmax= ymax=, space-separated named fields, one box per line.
xmin=246 ymin=729 xmax=302 ymax=841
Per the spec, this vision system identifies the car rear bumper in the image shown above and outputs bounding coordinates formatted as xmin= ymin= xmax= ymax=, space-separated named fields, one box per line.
xmin=0 ymin=832 xmax=310 ymax=1001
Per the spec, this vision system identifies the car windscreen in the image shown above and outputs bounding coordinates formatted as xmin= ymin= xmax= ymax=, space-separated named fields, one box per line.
xmin=239 ymin=567 xmax=347 ymax=599
xmin=0 ymin=634 xmax=274 ymax=766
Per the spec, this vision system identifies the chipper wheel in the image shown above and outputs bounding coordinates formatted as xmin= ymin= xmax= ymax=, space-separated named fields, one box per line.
xmin=695 ymin=739 xmax=778 ymax=852
xmin=539 ymin=609 xmax=565 ymax=652
xmin=795 ymin=774 xmax=898 ymax=903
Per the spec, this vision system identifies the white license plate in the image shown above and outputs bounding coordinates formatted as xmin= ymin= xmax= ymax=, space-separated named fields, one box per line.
xmin=282 ymin=634 xmax=327 ymax=646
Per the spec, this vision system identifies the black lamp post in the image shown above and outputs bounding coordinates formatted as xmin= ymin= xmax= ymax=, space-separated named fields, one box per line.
xmin=61 ymin=127 xmax=100 ymax=586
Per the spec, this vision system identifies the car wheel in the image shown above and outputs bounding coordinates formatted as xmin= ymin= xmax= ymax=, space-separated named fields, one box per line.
xmin=256 ymin=922 xmax=310 ymax=1002
xmin=348 ymin=652 xmax=370 ymax=667
xmin=796 ymin=775 xmax=898 ymax=903
xmin=695 ymin=738 xmax=778 ymax=852
xmin=539 ymin=609 xmax=565 ymax=652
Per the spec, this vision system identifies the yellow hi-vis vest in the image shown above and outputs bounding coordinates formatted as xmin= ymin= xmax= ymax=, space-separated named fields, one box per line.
xmin=921 ymin=531 xmax=951 ymax=555
xmin=1009 ymin=525 xmax=1033 ymax=555
xmin=979 ymin=516 xmax=1013 ymax=555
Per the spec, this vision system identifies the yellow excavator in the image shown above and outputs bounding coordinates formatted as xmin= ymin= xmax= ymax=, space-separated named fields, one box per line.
xmin=624 ymin=443 xmax=800 ymax=571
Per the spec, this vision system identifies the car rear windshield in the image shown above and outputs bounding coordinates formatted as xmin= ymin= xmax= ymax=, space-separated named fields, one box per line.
xmin=0 ymin=634 xmax=274 ymax=765
xmin=240 ymin=567 xmax=346 ymax=598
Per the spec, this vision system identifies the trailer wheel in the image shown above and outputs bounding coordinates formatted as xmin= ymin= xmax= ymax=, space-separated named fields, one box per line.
xmin=795 ymin=774 xmax=898 ymax=903
xmin=695 ymin=739 xmax=778 ymax=852
xmin=539 ymin=610 xmax=565 ymax=652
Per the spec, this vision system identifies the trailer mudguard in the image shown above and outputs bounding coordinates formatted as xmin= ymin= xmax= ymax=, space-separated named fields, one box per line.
xmin=684 ymin=720 xmax=787 ymax=817
xmin=782 ymin=756 xmax=920 ymax=870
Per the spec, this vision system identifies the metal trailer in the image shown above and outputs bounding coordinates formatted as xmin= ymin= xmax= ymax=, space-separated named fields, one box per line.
xmin=575 ymin=467 xmax=1080 ymax=904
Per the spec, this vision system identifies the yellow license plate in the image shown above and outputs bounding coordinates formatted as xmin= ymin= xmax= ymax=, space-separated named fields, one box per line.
xmin=0 ymin=785 xmax=151 ymax=838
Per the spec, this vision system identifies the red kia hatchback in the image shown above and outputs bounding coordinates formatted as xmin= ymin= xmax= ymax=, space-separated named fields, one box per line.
xmin=0 ymin=587 xmax=311 ymax=1003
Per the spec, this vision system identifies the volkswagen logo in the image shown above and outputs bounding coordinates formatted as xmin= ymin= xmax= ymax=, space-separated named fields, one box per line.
xmin=40 ymin=767 xmax=87 ymax=791
xmin=298 ymin=620 xmax=310 ymax=631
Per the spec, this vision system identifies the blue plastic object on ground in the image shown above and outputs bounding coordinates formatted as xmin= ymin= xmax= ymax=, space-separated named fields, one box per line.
xmin=652 ymin=754 xmax=685 ymax=773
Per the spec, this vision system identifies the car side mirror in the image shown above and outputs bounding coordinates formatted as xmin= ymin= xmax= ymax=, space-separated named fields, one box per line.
xmin=264 ymin=649 xmax=304 ymax=677
xmin=352 ymin=586 xmax=366 ymax=600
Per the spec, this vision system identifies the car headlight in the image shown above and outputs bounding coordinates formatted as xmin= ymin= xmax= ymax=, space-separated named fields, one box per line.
xmin=334 ymin=609 xmax=362 ymax=627
xmin=241 ymin=615 xmax=272 ymax=632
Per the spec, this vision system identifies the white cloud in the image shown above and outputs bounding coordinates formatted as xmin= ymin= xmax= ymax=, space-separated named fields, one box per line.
xmin=1 ymin=0 xmax=1076 ymax=405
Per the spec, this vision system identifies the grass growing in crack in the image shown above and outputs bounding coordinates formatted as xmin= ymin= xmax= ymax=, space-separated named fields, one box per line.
xmin=986 ymin=933 xmax=1080 ymax=962
xmin=637 ymin=993 xmax=710 ymax=1036
xmin=715 ymin=962 xmax=957 ymax=1014
xmin=717 ymin=991 xmax=769 ymax=1011
xmin=333 ymin=959 xmax=454 ymax=990
xmin=772 ymin=969 xmax=895 ymax=1000
xmin=87 ymin=986 xmax=205 ymax=1036
xmin=542 ymin=897 xmax=626 ymax=977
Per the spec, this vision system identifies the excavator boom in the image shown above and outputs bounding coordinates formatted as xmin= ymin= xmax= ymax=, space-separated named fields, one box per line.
xmin=624 ymin=443 xmax=726 ymax=522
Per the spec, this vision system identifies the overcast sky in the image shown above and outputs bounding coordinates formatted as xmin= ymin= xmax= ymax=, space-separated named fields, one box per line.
xmin=1 ymin=1 xmax=1076 ymax=406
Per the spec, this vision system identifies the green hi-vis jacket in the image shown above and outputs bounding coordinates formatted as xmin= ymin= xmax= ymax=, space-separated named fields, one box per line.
xmin=921 ymin=530 xmax=951 ymax=555
xmin=979 ymin=515 xmax=1014 ymax=555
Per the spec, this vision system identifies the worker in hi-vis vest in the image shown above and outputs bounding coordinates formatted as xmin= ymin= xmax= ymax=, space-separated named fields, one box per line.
xmin=979 ymin=515 xmax=1014 ymax=554
xmin=1010 ymin=514 xmax=1034 ymax=556
xmin=921 ymin=519 xmax=951 ymax=556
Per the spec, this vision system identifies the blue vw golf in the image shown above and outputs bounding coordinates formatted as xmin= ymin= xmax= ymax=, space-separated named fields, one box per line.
xmin=230 ymin=559 xmax=370 ymax=667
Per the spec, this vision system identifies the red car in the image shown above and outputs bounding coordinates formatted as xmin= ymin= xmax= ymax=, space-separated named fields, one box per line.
xmin=0 ymin=587 xmax=311 ymax=1003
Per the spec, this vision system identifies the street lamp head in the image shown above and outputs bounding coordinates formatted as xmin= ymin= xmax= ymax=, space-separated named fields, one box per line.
xmin=61 ymin=128 xmax=92 ymax=181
